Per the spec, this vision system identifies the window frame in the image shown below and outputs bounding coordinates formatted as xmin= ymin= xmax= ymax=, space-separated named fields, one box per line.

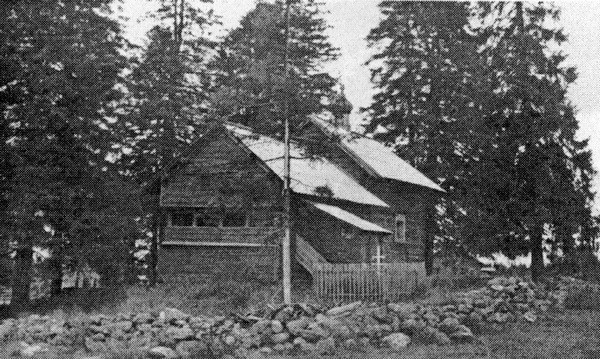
xmin=394 ymin=214 xmax=406 ymax=243
xmin=170 ymin=211 xmax=195 ymax=227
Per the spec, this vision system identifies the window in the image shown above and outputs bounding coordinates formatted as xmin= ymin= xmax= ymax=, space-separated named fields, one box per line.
xmin=395 ymin=214 xmax=406 ymax=243
xmin=171 ymin=212 xmax=194 ymax=226
xmin=222 ymin=212 xmax=247 ymax=227
xmin=195 ymin=213 xmax=219 ymax=227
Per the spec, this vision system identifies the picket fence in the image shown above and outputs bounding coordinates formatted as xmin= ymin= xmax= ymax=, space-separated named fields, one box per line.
xmin=312 ymin=261 xmax=427 ymax=303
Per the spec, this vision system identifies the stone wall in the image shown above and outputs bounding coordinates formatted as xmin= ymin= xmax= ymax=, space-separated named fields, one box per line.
xmin=0 ymin=276 xmax=583 ymax=358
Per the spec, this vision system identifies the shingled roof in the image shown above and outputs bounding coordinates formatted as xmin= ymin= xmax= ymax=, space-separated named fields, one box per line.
xmin=310 ymin=114 xmax=445 ymax=192
xmin=225 ymin=123 xmax=389 ymax=207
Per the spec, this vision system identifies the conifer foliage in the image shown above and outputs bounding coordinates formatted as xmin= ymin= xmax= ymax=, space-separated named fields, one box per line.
xmin=120 ymin=0 xmax=215 ymax=185
xmin=0 ymin=0 xmax=139 ymax=311
xmin=210 ymin=0 xmax=344 ymax=136
xmin=366 ymin=1 xmax=597 ymax=280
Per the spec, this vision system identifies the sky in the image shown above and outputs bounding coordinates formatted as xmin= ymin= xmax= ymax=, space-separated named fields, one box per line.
xmin=120 ymin=0 xmax=600 ymax=206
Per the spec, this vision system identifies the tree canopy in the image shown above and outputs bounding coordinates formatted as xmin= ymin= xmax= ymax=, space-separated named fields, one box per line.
xmin=365 ymin=1 xmax=597 ymax=280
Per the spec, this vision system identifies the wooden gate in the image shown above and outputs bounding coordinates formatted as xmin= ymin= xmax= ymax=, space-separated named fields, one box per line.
xmin=313 ymin=262 xmax=426 ymax=303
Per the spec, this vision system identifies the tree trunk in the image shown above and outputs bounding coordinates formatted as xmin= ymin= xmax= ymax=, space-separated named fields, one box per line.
xmin=149 ymin=209 xmax=160 ymax=287
xmin=49 ymin=245 xmax=63 ymax=296
xmin=11 ymin=239 xmax=33 ymax=313
xmin=530 ymin=226 xmax=544 ymax=283
xmin=424 ymin=201 xmax=435 ymax=276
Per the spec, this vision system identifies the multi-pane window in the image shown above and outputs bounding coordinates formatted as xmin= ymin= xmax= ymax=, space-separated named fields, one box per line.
xmin=394 ymin=214 xmax=406 ymax=243
xmin=222 ymin=212 xmax=247 ymax=227
xmin=171 ymin=212 xmax=194 ymax=227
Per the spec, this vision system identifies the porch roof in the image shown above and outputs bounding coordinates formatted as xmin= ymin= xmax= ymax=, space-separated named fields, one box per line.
xmin=309 ymin=201 xmax=392 ymax=234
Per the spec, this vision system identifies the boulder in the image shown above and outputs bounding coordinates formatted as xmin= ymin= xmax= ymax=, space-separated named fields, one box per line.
xmin=299 ymin=323 xmax=328 ymax=342
xmin=270 ymin=320 xmax=284 ymax=334
xmin=175 ymin=340 xmax=207 ymax=357
xmin=523 ymin=311 xmax=537 ymax=323
xmin=161 ymin=308 xmax=189 ymax=323
xmin=326 ymin=301 xmax=362 ymax=316
xmin=387 ymin=303 xmax=417 ymax=318
xmin=111 ymin=320 xmax=133 ymax=333
xmin=134 ymin=312 xmax=154 ymax=324
xmin=148 ymin=346 xmax=180 ymax=359
xmin=448 ymin=325 xmax=474 ymax=342
xmin=165 ymin=326 xmax=194 ymax=341
xmin=286 ymin=316 xmax=310 ymax=336
xmin=0 ymin=320 xmax=15 ymax=340
xmin=382 ymin=332 xmax=411 ymax=351
xmin=271 ymin=332 xmax=290 ymax=344
xmin=19 ymin=342 xmax=48 ymax=357
xmin=438 ymin=317 xmax=460 ymax=334
xmin=315 ymin=337 xmax=336 ymax=355
xmin=433 ymin=330 xmax=451 ymax=346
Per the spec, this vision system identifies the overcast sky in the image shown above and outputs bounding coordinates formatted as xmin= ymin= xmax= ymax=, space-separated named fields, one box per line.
xmin=121 ymin=0 xmax=600 ymax=206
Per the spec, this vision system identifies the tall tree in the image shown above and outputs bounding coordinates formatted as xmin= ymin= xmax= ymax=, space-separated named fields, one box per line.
xmin=468 ymin=2 xmax=596 ymax=280
xmin=119 ymin=0 xmax=215 ymax=184
xmin=0 ymin=0 xmax=134 ymax=311
xmin=365 ymin=1 xmax=596 ymax=281
xmin=210 ymin=0 xmax=343 ymax=136
xmin=364 ymin=1 xmax=483 ymax=252
xmin=118 ymin=0 xmax=215 ymax=286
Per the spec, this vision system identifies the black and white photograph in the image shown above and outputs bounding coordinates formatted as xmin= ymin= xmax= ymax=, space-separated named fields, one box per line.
xmin=1 ymin=0 xmax=600 ymax=358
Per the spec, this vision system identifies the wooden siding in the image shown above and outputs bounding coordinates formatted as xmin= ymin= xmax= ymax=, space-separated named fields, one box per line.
xmin=163 ymin=226 xmax=281 ymax=245
xmin=158 ymin=245 xmax=280 ymax=282
xmin=160 ymin=130 xmax=282 ymax=208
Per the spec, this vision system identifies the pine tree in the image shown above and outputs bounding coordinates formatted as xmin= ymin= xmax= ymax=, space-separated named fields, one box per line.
xmin=468 ymin=2 xmax=596 ymax=280
xmin=0 ymin=0 xmax=134 ymax=311
xmin=364 ymin=1 xmax=483 ymax=252
xmin=210 ymin=0 xmax=343 ymax=136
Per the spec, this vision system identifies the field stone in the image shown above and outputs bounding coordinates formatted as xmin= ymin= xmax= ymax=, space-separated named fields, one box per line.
xmin=285 ymin=316 xmax=310 ymax=335
xmin=19 ymin=342 xmax=48 ymax=357
xmin=270 ymin=320 xmax=284 ymax=334
xmin=433 ymin=330 xmax=451 ymax=346
xmin=387 ymin=303 xmax=417 ymax=318
xmin=161 ymin=308 xmax=189 ymax=323
xmin=523 ymin=311 xmax=537 ymax=323
xmin=326 ymin=301 xmax=362 ymax=316
xmin=165 ymin=326 xmax=194 ymax=341
xmin=134 ymin=312 xmax=154 ymax=324
xmin=149 ymin=346 xmax=180 ymax=359
xmin=299 ymin=325 xmax=328 ymax=342
xmin=271 ymin=332 xmax=290 ymax=344
xmin=438 ymin=317 xmax=460 ymax=334
xmin=175 ymin=340 xmax=207 ymax=357
xmin=315 ymin=337 xmax=336 ymax=355
xmin=448 ymin=325 xmax=474 ymax=342
xmin=382 ymin=332 xmax=411 ymax=351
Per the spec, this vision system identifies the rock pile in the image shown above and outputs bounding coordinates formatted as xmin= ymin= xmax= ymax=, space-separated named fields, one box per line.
xmin=0 ymin=276 xmax=582 ymax=358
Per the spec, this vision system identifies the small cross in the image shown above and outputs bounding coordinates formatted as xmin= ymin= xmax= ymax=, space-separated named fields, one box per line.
xmin=372 ymin=242 xmax=386 ymax=270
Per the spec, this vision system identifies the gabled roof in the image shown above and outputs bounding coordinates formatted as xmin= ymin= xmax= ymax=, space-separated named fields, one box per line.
xmin=310 ymin=114 xmax=445 ymax=192
xmin=225 ymin=123 xmax=389 ymax=208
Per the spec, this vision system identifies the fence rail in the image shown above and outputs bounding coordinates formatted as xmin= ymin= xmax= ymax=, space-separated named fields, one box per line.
xmin=313 ymin=262 xmax=426 ymax=303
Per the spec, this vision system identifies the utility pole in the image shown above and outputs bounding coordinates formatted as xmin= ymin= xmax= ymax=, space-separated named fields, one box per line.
xmin=282 ymin=0 xmax=292 ymax=304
